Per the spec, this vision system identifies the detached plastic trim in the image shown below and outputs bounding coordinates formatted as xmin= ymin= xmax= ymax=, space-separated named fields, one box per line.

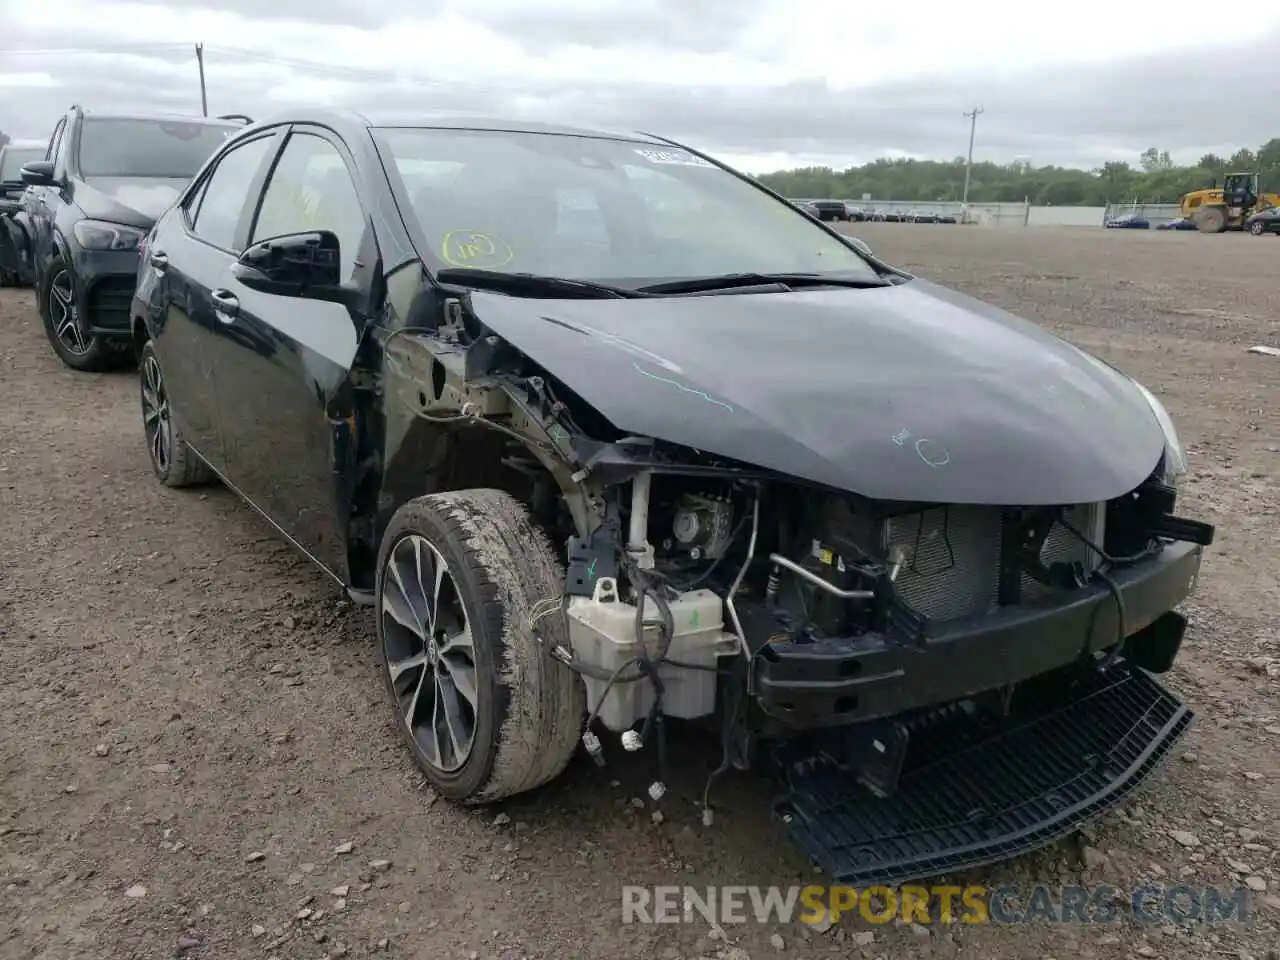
xmin=774 ymin=662 xmax=1192 ymax=886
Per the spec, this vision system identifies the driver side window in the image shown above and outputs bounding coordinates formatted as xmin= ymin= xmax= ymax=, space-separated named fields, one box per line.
xmin=252 ymin=132 xmax=365 ymax=283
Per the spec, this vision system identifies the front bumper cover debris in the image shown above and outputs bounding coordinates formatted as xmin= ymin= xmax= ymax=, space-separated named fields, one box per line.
xmin=774 ymin=661 xmax=1192 ymax=886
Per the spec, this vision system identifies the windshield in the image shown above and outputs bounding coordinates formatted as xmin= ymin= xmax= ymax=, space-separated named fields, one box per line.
xmin=0 ymin=147 xmax=43 ymax=181
xmin=373 ymin=127 xmax=879 ymax=285
xmin=77 ymin=118 xmax=239 ymax=179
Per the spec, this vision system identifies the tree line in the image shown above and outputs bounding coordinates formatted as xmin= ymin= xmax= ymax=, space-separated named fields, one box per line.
xmin=757 ymin=139 xmax=1280 ymax=206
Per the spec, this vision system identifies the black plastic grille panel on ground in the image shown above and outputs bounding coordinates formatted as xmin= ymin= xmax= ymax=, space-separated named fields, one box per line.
xmin=774 ymin=663 xmax=1192 ymax=886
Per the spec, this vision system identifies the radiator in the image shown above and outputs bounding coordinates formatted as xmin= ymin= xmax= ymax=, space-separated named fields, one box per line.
xmin=885 ymin=503 xmax=1105 ymax=621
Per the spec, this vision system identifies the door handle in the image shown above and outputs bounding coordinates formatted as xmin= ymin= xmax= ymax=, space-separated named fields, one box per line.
xmin=149 ymin=251 xmax=168 ymax=272
xmin=211 ymin=289 xmax=239 ymax=323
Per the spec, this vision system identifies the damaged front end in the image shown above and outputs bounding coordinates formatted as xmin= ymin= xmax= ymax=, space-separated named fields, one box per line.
xmin=383 ymin=287 xmax=1215 ymax=885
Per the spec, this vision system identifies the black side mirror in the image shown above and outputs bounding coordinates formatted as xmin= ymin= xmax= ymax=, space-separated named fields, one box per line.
xmin=231 ymin=230 xmax=353 ymax=305
xmin=20 ymin=161 xmax=55 ymax=187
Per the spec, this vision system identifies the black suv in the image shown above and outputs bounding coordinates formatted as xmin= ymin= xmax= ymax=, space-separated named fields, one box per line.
xmin=19 ymin=106 xmax=246 ymax=370
xmin=0 ymin=141 xmax=45 ymax=287
xmin=810 ymin=200 xmax=851 ymax=222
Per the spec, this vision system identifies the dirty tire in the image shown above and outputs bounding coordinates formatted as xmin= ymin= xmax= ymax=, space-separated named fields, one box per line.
xmin=1194 ymin=205 xmax=1228 ymax=234
xmin=376 ymin=489 xmax=585 ymax=804
xmin=39 ymin=255 xmax=128 ymax=371
xmin=138 ymin=340 xmax=215 ymax=488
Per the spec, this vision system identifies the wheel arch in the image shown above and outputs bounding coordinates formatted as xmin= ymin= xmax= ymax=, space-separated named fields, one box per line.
xmin=347 ymin=413 xmax=575 ymax=594
xmin=130 ymin=314 xmax=151 ymax=363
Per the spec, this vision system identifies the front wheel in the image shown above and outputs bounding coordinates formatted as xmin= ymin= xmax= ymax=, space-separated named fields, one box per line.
xmin=1194 ymin=206 xmax=1228 ymax=234
xmin=1250 ymin=220 xmax=1266 ymax=236
xmin=39 ymin=256 xmax=125 ymax=371
xmin=376 ymin=489 xmax=585 ymax=804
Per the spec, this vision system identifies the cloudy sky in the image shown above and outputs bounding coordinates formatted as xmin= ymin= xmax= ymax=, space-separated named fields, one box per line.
xmin=2 ymin=0 xmax=1278 ymax=174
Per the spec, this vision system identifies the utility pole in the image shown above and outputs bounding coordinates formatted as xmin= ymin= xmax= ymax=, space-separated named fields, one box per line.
xmin=195 ymin=43 xmax=207 ymax=116
xmin=961 ymin=105 xmax=983 ymax=220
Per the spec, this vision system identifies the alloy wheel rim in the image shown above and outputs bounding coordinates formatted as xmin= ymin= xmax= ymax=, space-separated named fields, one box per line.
xmin=141 ymin=355 xmax=172 ymax=474
xmin=49 ymin=269 xmax=90 ymax=355
xmin=1252 ymin=222 xmax=1264 ymax=235
xmin=381 ymin=534 xmax=478 ymax=773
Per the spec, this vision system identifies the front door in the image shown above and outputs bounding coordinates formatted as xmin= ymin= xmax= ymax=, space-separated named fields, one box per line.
xmin=209 ymin=126 xmax=372 ymax=580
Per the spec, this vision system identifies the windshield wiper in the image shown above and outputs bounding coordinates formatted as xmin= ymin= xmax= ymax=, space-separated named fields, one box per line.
xmin=434 ymin=268 xmax=647 ymax=299
xmin=634 ymin=272 xmax=891 ymax=295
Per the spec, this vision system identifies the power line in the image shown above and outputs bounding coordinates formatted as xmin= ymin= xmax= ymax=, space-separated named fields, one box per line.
xmin=0 ymin=43 xmax=192 ymax=56
xmin=0 ymin=41 xmax=529 ymax=99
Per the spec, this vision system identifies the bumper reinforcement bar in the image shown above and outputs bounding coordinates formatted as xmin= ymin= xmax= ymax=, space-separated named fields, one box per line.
xmin=774 ymin=661 xmax=1192 ymax=886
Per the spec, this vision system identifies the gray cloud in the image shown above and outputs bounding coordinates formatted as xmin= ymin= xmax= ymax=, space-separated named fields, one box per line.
xmin=466 ymin=0 xmax=759 ymax=55
xmin=3 ymin=15 xmax=1279 ymax=171
xmin=122 ymin=0 xmax=445 ymax=28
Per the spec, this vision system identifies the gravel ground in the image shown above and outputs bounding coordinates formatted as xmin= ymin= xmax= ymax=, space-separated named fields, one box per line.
xmin=1 ymin=224 xmax=1278 ymax=960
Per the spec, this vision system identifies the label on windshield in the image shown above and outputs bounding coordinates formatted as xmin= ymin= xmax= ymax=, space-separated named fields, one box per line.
xmin=633 ymin=147 xmax=713 ymax=168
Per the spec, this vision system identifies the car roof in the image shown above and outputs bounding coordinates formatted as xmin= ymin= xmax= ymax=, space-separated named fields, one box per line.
xmin=242 ymin=108 xmax=674 ymax=145
xmin=78 ymin=109 xmax=243 ymax=127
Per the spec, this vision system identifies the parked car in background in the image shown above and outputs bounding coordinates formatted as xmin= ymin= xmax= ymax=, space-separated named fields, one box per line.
xmin=0 ymin=140 xmax=44 ymax=287
xmin=1244 ymin=206 xmax=1280 ymax=236
xmin=1105 ymin=213 xmax=1150 ymax=229
xmin=811 ymin=200 xmax=851 ymax=222
xmin=17 ymin=105 xmax=248 ymax=370
xmin=905 ymin=209 xmax=939 ymax=224
xmin=1156 ymin=216 xmax=1197 ymax=231
xmin=936 ymin=212 xmax=958 ymax=224
xmin=792 ymin=200 xmax=821 ymax=218
xmin=843 ymin=203 xmax=866 ymax=221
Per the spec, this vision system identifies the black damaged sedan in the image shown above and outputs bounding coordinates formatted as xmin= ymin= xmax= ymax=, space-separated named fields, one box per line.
xmin=130 ymin=111 xmax=1214 ymax=885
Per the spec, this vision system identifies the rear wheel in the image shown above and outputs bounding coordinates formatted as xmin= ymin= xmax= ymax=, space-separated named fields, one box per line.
xmin=138 ymin=341 xmax=215 ymax=487
xmin=1194 ymin=205 xmax=1228 ymax=234
xmin=376 ymin=489 xmax=584 ymax=804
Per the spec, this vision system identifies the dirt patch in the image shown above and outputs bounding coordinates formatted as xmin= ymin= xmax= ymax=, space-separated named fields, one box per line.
xmin=2 ymin=226 xmax=1278 ymax=960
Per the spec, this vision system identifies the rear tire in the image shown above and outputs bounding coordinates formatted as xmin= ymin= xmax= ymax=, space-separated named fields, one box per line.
xmin=138 ymin=341 xmax=215 ymax=488
xmin=1194 ymin=206 xmax=1228 ymax=234
xmin=376 ymin=489 xmax=585 ymax=804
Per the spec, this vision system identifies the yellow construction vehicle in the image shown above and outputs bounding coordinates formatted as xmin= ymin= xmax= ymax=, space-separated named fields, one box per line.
xmin=1180 ymin=172 xmax=1280 ymax=233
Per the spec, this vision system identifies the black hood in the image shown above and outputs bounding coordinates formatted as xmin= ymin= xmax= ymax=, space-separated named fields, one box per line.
xmin=467 ymin=279 xmax=1168 ymax=506
xmin=74 ymin=176 xmax=188 ymax=229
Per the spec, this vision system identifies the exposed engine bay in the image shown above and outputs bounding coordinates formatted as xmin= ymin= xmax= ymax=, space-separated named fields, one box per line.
xmin=548 ymin=461 xmax=1212 ymax=794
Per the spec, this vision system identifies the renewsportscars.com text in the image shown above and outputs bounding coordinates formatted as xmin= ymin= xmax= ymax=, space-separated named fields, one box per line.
xmin=621 ymin=883 xmax=1251 ymax=926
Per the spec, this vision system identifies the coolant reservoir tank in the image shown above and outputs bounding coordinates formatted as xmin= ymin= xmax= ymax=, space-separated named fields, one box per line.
xmin=565 ymin=577 xmax=737 ymax=732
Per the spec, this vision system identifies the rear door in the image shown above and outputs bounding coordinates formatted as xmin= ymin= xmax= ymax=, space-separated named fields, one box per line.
xmin=146 ymin=130 xmax=281 ymax=470
xmin=24 ymin=117 xmax=65 ymax=281
xmin=208 ymin=125 xmax=374 ymax=580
